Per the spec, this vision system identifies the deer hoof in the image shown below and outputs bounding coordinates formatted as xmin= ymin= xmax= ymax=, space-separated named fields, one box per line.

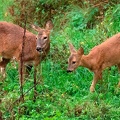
xmin=90 ymin=86 xmax=95 ymax=92
xmin=118 ymin=82 xmax=120 ymax=87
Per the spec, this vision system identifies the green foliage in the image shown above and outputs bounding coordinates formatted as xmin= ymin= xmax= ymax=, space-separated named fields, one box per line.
xmin=0 ymin=0 xmax=120 ymax=120
xmin=66 ymin=6 xmax=98 ymax=30
xmin=103 ymin=4 xmax=120 ymax=35
xmin=8 ymin=0 xmax=70 ymax=27
xmin=0 ymin=0 xmax=13 ymax=21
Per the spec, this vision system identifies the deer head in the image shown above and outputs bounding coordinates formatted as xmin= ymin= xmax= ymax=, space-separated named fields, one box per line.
xmin=32 ymin=21 xmax=53 ymax=52
xmin=67 ymin=43 xmax=84 ymax=72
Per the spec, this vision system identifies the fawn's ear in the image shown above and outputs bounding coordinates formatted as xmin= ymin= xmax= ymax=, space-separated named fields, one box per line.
xmin=78 ymin=47 xmax=84 ymax=55
xmin=69 ymin=43 xmax=77 ymax=53
xmin=31 ymin=24 xmax=42 ymax=32
xmin=45 ymin=20 xmax=53 ymax=31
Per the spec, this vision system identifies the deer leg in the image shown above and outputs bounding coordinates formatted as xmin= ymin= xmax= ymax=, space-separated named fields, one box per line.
xmin=18 ymin=64 xmax=33 ymax=84
xmin=24 ymin=65 xmax=33 ymax=77
xmin=90 ymin=70 xmax=102 ymax=92
xmin=0 ymin=57 xmax=10 ymax=78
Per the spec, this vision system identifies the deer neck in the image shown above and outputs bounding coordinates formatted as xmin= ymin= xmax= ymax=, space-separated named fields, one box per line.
xmin=80 ymin=55 xmax=92 ymax=70
xmin=45 ymin=42 xmax=50 ymax=54
xmin=41 ymin=42 xmax=50 ymax=60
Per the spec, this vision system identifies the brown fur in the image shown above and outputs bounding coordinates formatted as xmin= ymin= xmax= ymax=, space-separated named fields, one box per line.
xmin=0 ymin=21 xmax=53 ymax=82
xmin=67 ymin=33 xmax=120 ymax=92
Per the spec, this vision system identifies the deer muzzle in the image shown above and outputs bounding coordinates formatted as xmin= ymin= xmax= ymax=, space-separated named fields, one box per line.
xmin=67 ymin=69 xmax=73 ymax=73
xmin=36 ymin=46 xmax=43 ymax=52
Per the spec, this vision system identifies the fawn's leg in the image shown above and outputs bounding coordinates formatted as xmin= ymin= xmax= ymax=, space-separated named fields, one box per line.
xmin=90 ymin=70 xmax=102 ymax=92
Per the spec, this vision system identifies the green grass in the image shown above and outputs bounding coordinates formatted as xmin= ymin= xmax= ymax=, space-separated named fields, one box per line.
xmin=0 ymin=1 xmax=120 ymax=120
xmin=1 ymin=59 xmax=120 ymax=119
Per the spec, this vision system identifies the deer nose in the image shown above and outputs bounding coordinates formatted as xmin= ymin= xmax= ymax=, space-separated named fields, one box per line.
xmin=67 ymin=70 xmax=72 ymax=73
xmin=36 ymin=47 xmax=43 ymax=52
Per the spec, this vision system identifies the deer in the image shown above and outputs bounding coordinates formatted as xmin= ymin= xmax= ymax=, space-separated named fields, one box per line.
xmin=67 ymin=33 xmax=120 ymax=92
xmin=0 ymin=21 xmax=53 ymax=84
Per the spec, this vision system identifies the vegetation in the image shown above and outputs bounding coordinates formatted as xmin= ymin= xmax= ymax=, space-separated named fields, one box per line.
xmin=0 ymin=0 xmax=120 ymax=119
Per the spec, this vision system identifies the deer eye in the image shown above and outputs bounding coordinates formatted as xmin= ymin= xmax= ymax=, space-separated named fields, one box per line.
xmin=72 ymin=61 xmax=76 ymax=64
xmin=43 ymin=37 xmax=47 ymax=40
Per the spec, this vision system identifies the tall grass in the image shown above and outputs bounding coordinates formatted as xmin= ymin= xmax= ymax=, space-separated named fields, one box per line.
xmin=0 ymin=1 xmax=120 ymax=120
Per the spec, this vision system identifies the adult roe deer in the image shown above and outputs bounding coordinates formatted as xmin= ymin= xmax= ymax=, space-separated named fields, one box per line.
xmin=0 ymin=21 xmax=53 ymax=82
xmin=67 ymin=33 xmax=120 ymax=92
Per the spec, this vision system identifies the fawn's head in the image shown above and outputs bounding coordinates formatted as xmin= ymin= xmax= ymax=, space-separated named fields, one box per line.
xmin=32 ymin=21 xmax=53 ymax=52
xmin=67 ymin=43 xmax=84 ymax=72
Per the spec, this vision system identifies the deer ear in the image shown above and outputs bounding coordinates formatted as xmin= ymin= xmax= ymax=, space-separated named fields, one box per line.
xmin=45 ymin=20 xmax=53 ymax=31
xmin=31 ymin=24 xmax=41 ymax=32
xmin=78 ymin=47 xmax=84 ymax=55
xmin=69 ymin=43 xmax=76 ymax=53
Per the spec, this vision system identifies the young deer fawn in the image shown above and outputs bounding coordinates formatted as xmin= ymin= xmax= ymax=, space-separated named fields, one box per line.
xmin=0 ymin=21 xmax=53 ymax=83
xmin=67 ymin=33 xmax=120 ymax=92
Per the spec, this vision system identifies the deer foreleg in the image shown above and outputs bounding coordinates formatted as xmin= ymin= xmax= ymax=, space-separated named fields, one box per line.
xmin=90 ymin=70 xmax=102 ymax=92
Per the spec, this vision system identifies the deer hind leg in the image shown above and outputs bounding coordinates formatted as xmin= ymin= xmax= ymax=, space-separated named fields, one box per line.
xmin=0 ymin=57 xmax=10 ymax=78
xmin=90 ymin=70 xmax=102 ymax=92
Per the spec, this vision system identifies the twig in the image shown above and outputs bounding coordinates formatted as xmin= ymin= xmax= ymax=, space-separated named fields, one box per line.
xmin=20 ymin=11 xmax=27 ymax=102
